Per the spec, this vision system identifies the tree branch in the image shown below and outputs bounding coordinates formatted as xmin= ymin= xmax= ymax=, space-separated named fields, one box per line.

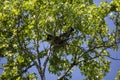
xmin=34 ymin=10 xmax=42 ymax=72
xmin=59 ymin=42 xmax=120 ymax=79
xmin=106 ymin=56 xmax=120 ymax=60
xmin=16 ymin=26 xmax=43 ymax=79
xmin=58 ymin=50 xmax=78 ymax=80
xmin=43 ymin=45 xmax=52 ymax=73
xmin=11 ymin=63 xmax=34 ymax=80
xmin=58 ymin=62 xmax=75 ymax=80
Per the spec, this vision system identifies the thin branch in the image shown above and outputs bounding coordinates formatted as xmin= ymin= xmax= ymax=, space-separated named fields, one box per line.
xmin=16 ymin=27 xmax=43 ymax=79
xmin=18 ymin=41 xmax=43 ymax=79
xmin=59 ymin=47 xmax=120 ymax=79
xmin=59 ymin=50 xmax=78 ymax=80
xmin=16 ymin=13 xmax=46 ymax=80
xmin=34 ymin=10 xmax=42 ymax=71
xmin=77 ymin=55 xmax=101 ymax=65
xmin=98 ymin=53 xmax=120 ymax=61
xmin=58 ymin=62 xmax=75 ymax=80
xmin=59 ymin=42 xmax=119 ymax=79
xmin=78 ymin=44 xmax=115 ymax=59
xmin=106 ymin=56 xmax=120 ymax=60
xmin=43 ymin=45 xmax=52 ymax=73
xmin=17 ymin=39 xmax=42 ymax=77
xmin=36 ymin=38 xmax=42 ymax=69
xmin=11 ymin=63 xmax=34 ymax=80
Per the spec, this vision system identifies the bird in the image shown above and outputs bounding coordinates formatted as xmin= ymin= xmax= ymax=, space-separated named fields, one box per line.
xmin=60 ymin=27 xmax=74 ymax=38
xmin=46 ymin=27 xmax=74 ymax=49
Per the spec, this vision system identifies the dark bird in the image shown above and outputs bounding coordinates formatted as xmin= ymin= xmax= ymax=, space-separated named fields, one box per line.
xmin=47 ymin=34 xmax=54 ymax=40
xmin=60 ymin=27 xmax=74 ymax=38
xmin=46 ymin=27 xmax=74 ymax=49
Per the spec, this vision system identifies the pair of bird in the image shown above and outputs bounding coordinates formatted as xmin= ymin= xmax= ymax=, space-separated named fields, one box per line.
xmin=46 ymin=27 xmax=74 ymax=49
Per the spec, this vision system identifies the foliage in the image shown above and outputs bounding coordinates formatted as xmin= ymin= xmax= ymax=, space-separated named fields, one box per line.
xmin=115 ymin=70 xmax=120 ymax=80
xmin=0 ymin=0 xmax=120 ymax=80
